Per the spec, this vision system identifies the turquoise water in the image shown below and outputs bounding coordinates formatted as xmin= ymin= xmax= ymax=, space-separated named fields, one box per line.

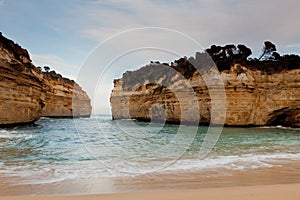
xmin=0 ymin=115 xmax=299 ymax=184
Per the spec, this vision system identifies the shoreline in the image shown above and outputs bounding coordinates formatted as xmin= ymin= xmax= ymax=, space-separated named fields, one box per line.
xmin=1 ymin=159 xmax=300 ymax=197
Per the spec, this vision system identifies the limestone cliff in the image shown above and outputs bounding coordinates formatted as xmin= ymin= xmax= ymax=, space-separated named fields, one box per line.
xmin=41 ymin=74 xmax=91 ymax=118
xmin=0 ymin=33 xmax=91 ymax=126
xmin=110 ymin=57 xmax=300 ymax=127
xmin=0 ymin=33 xmax=46 ymax=126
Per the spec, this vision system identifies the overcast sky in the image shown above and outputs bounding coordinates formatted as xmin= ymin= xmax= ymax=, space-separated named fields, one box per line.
xmin=1 ymin=0 xmax=299 ymax=114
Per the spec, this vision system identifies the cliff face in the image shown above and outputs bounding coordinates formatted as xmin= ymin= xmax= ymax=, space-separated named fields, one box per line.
xmin=0 ymin=34 xmax=46 ymax=126
xmin=41 ymin=75 xmax=91 ymax=118
xmin=0 ymin=33 xmax=91 ymax=126
xmin=110 ymin=60 xmax=300 ymax=127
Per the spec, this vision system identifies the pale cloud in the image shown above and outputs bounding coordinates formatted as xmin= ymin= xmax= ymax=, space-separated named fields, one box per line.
xmin=0 ymin=0 xmax=4 ymax=6
xmin=286 ymin=43 xmax=300 ymax=48
xmin=31 ymin=54 xmax=78 ymax=81
xmin=74 ymin=0 xmax=300 ymax=55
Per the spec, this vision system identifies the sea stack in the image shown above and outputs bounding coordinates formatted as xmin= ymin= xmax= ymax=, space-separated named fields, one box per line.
xmin=110 ymin=52 xmax=300 ymax=127
xmin=0 ymin=33 xmax=91 ymax=126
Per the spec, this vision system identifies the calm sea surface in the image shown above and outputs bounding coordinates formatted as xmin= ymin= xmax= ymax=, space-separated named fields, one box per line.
xmin=0 ymin=115 xmax=299 ymax=185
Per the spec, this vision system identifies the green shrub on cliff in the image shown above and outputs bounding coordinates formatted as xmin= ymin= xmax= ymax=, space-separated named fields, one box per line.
xmin=121 ymin=41 xmax=300 ymax=90
xmin=206 ymin=41 xmax=300 ymax=74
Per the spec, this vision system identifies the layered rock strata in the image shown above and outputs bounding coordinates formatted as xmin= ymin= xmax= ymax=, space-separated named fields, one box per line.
xmin=110 ymin=58 xmax=300 ymax=127
xmin=0 ymin=33 xmax=91 ymax=126
xmin=41 ymin=75 xmax=91 ymax=118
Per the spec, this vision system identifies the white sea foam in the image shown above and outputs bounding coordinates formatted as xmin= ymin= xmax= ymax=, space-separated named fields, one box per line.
xmin=1 ymin=152 xmax=300 ymax=185
xmin=97 ymin=152 xmax=300 ymax=176
xmin=0 ymin=130 xmax=33 ymax=139
xmin=163 ymin=152 xmax=300 ymax=173
xmin=259 ymin=126 xmax=300 ymax=130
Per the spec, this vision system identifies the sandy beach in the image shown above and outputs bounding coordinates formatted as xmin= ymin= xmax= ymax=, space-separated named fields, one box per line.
xmin=1 ymin=1 xmax=300 ymax=200
xmin=3 ymin=183 xmax=300 ymax=200
xmin=1 ymin=160 xmax=300 ymax=200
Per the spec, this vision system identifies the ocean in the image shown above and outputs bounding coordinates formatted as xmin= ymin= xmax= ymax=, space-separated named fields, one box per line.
xmin=0 ymin=115 xmax=299 ymax=193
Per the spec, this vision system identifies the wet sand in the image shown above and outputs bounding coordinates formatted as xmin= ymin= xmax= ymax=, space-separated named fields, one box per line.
xmin=3 ymin=184 xmax=300 ymax=200
xmin=1 ymin=160 xmax=300 ymax=199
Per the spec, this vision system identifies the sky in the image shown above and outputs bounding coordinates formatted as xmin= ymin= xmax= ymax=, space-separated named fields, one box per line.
xmin=0 ymin=0 xmax=300 ymax=114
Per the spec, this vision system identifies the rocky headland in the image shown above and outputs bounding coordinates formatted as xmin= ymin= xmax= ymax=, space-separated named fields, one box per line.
xmin=0 ymin=33 xmax=91 ymax=127
xmin=110 ymin=43 xmax=300 ymax=127
xmin=41 ymin=72 xmax=91 ymax=118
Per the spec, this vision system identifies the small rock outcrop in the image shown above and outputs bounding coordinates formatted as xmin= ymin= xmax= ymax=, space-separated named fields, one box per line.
xmin=0 ymin=33 xmax=91 ymax=126
xmin=110 ymin=55 xmax=300 ymax=127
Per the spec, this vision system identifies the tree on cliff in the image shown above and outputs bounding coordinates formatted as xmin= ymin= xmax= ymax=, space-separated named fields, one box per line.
xmin=258 ymin=41 xmax=277 ymax=60
xmin=271 ymin=52 xmax=281 ymax=61
xmin=206 ymin=44 xmax=252 ymax=71
xmin=237 ymin=44 xmax=252 ymax=61
xmin=44 ymin=66 xmax=50 ymax=72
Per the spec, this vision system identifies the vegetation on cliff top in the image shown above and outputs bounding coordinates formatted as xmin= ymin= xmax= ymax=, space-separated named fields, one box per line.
xmin=0 ymin=32 xmax=32 ymax=67
xmin=39 ymin=66 xmax=75 ymax=84
xmin=121 ymin=41 xmax=300 ymax=90
xmin=206 ymin=41 xmax=300 ymax=74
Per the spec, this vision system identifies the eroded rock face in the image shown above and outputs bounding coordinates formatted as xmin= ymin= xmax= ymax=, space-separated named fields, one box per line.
xmin=0 ymin=33 xmax=46 ymax=126
xmin=110 ymin=60 xmax=300 ymax=127
xmin=42 ymin=75 xmax=92 ymax=118
xmin=0 ymin=33 xmax=91 ymax=126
